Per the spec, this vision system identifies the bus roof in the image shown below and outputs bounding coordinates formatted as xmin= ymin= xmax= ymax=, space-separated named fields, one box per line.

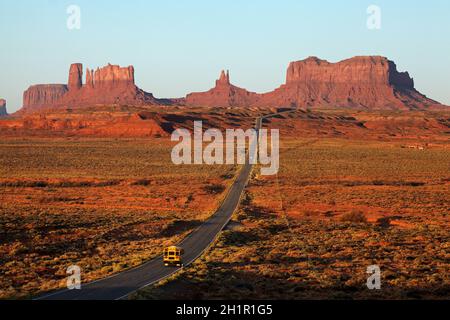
xmin=165 ymin=246 xmax=182 ymax=250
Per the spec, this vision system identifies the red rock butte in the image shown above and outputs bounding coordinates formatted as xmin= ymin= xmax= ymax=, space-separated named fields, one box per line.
xmin=20 ymin=56 xmax=444 ymax=113
xmin=22 ymin=63 xmax=170 ymax=111
xmin=268 ymin=56 xmax=434 ymax=110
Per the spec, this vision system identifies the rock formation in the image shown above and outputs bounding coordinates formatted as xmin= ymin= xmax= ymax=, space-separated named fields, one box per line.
xmin=60 ymin=63 xmax=162 ymax=107
xmin=185 ymin=56 xmax=440 ymax=110
xmin=20 ymin=56 xmax=444 ymax=112
xmin=23 ymin=85 xmax=69 ymax=111
xmin=0 ymin=99 xmax=7 ymax=116
xmin=68 ymin=63 xmax=83 ymax=91
xmin=91 ymin=64 xmax=135 ymax=88
xmin=186 ymin=70 xmax=260 ymax=107
xmin=257 ymin=56 xmax=437 ymax=110
xmin=217 ymin=70 xmax=230 ymax=86
xmin=86 ymin=68 xmax=94 ymax=88
xmin=21 ymin=63 xmax=167 ymax=112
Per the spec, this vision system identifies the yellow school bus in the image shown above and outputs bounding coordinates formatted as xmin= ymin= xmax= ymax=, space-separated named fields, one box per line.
xmin=163 ymin=246 xmax=184 ymax=267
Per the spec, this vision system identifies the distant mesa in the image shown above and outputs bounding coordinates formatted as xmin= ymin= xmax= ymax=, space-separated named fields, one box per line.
xmin=186 ymin=56 xmax=441 ymax=110
xmin=262 ymin=56 xmax=437 ymax=110
xmin=22 ymin=63 xmax=171 ymax=112
xmin=0 ymin=99 xmax=7 ymax=116
xmin=20 ymin=56 xmax=444 ymax=113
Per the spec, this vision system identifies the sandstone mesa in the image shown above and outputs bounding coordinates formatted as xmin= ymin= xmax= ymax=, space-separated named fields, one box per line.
xmin=18 ymin=56 xmax=445 ymax=114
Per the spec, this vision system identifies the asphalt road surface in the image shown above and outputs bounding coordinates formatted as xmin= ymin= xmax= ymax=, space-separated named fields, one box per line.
xmin=37 ymin=117 xmax=264 ymax=300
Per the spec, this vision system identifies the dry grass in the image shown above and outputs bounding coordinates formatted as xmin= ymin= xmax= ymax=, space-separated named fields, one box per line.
xmin=135 ymin=135 xmax=449 ymax=300
xmin=2 ymin=108 xmax=449 ymax=300
xmin=0 ymin=138 xmax=236 ymax=299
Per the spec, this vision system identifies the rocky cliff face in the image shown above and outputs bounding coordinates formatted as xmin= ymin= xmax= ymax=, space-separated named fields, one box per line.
xmin=186 ymin=70 xmax=260 ymax=107
xmin=0 ymin=99 xmax=7 ymax=116
xmin=21 ymin=63 xmax=165 ymax=112
xmin=23 ymin=85 xmax=69 ymax=111
xmin=257 ymin=56 xmax=433 ymax=109
xmin=90 ymin=64 xmax=135 ymax=88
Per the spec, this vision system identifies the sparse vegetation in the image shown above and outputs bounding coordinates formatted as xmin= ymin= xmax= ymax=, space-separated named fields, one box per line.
xmin=340 ymin=210 xmax=368 ymax=224
xmin=135 ymin=132 xmax=449 ymax=300
xmin=131 ymin=179 xmax=152 ymax=186
xmin=0 ymin=138 xmax=236 ymax=299
xmin=1 ymin=108 xmax=449 ymax=300
xmin=203 ymin=184 xmax=226 ymax=195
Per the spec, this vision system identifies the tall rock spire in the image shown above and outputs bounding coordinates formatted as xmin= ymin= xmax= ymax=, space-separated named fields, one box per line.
xmin=216 ymin=70 xmax=230 ymax=86
xmin=86 ymin=68 xmax=94 ymax=88
xmin=68 ymin=63 xmax=83 ymax=91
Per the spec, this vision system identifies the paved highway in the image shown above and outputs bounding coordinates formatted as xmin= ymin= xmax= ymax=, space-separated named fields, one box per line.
xmin=37 ymin=117 xmax=265 ymax=300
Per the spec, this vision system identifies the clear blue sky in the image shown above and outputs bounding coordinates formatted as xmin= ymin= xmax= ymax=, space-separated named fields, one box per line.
xmin=1 ymin=0 xmax=449 ymax=112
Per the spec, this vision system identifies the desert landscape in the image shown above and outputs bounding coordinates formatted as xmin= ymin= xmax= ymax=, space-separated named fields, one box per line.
xmin=135 ymin=108 xmax=449 ymax=300
xmin=0 ymin=134 xmax=240 ymax=298
xmin=0 ymin=54 xmax=449 ymax=300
